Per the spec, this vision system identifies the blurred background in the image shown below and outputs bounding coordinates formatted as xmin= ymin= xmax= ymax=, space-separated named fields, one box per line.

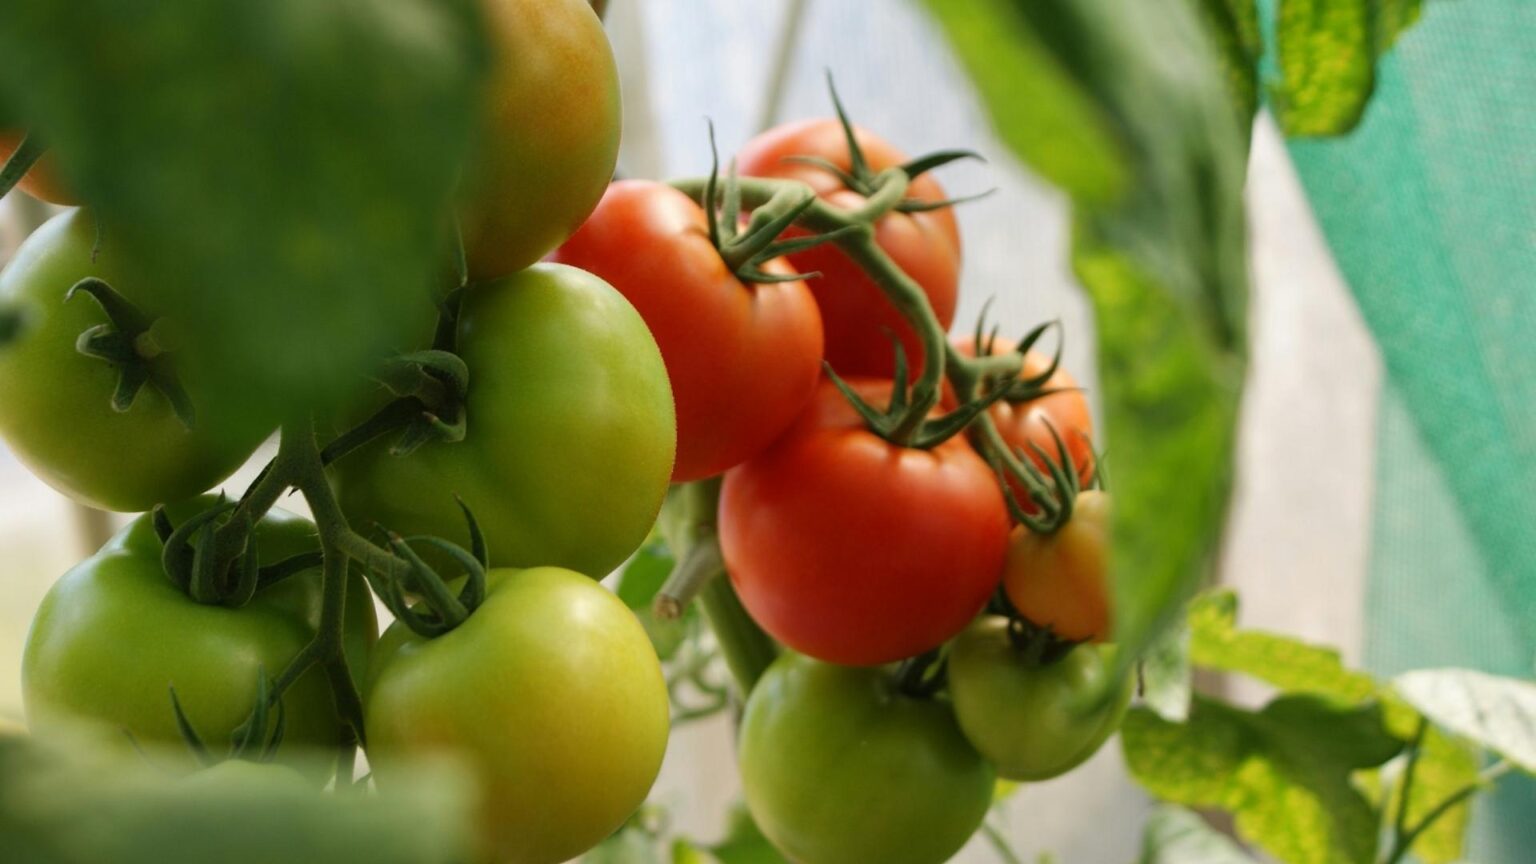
xmin=1 ymin=1 xmax=1530 ymax=861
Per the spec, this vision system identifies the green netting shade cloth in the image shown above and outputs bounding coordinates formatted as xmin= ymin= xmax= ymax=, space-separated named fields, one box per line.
xmin=1282 ymin=2 xmax=1536 ymax=860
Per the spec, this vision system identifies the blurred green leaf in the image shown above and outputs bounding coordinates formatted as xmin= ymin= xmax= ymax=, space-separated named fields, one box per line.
xmin=617 ymin=539 xmax=675 ymax=609
xmin=584 ymin=827 xmax=664 ymax=864
xmin=1379 ymin=722 xmax=1479 ymax=864
xmin=0 ymin=0 xmax=488 ymax=433
xmin=617 ymin=539 xmax=691 ymax=661
xmin=1272 ymin=0 xmax=1375 ymax=135
xmin=1142 ymin=620 xmax=1193 ymax=722
xmin=1395 ymin=669 xmax=1536 ymax=774
xmin=925 ymin=0 xmax=1250 ymax=680
xmin=1123 ymin=695 xmax=1403 ymax=864
xmin=709 ymin=803 xmax=788 ymax=864
xmin=1136 ymin=804 xmax=1257 ymax=864
xmin=1196 ymin=0 xmax=1263 ymax=131
xmin=0 ymin=736 xmax=473 ymax=864
xmin=1374 ymin=0 xmax=1423 ymax=52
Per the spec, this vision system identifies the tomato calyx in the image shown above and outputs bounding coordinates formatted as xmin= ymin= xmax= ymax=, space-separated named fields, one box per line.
xmin=0 ymin=130 xmax=45 ymax=202
xmin=368 ymin=498 xmax=490 ymax=638
xmin=168 ymin=669 xmax=289 ymax=769
xmin=66 ymin=276 xmax=196 ymax=429
xmin=895 ymin=647 xmax=949 ymax=699
xmin=788 ymin=75 xmax=990 ymax=216
xmin=700 ymin=123 xmax=853 ymax=286
xmin=826 ymin=345 xmax=1011 ymax=449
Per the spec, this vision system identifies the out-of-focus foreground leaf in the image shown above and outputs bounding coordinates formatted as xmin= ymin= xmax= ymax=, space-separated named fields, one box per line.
xmin=0 ymin=0 xmax=489 ymax=433
xmin=0 ymin=734 xmax=474 ymax=864
xmin=922 ymin=0 xmax=1250 ymax=679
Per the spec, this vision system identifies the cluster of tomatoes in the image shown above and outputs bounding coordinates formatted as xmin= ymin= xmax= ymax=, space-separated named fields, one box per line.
xmin=0 ymin=2 xmax=1126 ymax=863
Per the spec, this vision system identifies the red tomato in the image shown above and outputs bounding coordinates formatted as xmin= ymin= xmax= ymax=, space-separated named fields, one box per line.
xmin=0 ymin=131 xmax=79 ymax=206
xmin=950 ymin=337 xmax=1096 ymax=499
xmin=736 ymin=119 xmax=960 ymax=380
xmin=719 ymin=379 xmax=1010 ymax=666
xmin=551 ymin=180 xmax=823 ymax=481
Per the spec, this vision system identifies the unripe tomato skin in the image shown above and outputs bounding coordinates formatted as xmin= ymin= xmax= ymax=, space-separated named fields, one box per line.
xmin=720 ymin=379 xmax=1009 ymax=666
xmin=0 ymin=130 xmax=79 ymax=205
xmin=551 ymin=180 xmax=824 ymax=481
xmin=947 ymin=618 xmax=1131 ymax=781
xmin=365 ymin=567 xmax=670 ymax=864
xmin=21 ymin=501 xmax=377 ymax=778
xmin=739 ymin=653 xmax=994 ymax=864
xmin=332 ymin=263 xmax=676 ymax=579
xmin=1003 ymin=490 xmax=1111 ymax=642
xmin=737 ymin=119 xmax=960 ymax=379
xmin=0 ymin=210 xmax=270 ymax=511
xmin=459 ymin=0 xmax=621 ymax=281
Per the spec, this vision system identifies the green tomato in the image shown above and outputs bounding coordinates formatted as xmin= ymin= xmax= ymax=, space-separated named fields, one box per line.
xmin=739 ymin=653 xmax=994 ymax=864
xmin=0 ymin=209 xmax=271 ymax=511
xmin=947 ymin=617 xmax=1131 ymax=781
xmin=365 ymin=566 xmax=670 ymax=864
xmin=332 ymin=263 xmax=675 ymax=578
xmin=22 ymin=499 xmax=377 ymax=777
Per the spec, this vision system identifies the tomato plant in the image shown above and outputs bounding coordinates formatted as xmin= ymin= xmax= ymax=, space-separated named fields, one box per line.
xmin=365 ymin=566 xmax=669 ymax=864
xmin=737 ymin=117 xmax=961 ymax=379
xmin=719 ymin=378 xmax=1010 ymax=666
xmin=738 ymin=653 xmax=994 ymax=864
xmin=457 ymin=0 xmax=621 ymax=282
xmin=551 ymin=179 xmax=823 ymax=482
xmin=0 ymin=209 xmax=270 ymax=511
xmin=1004 ymin=489 xmax=1111 ymax=642
xmin=0 ymin=130 xmax=77 ymax=205
xmin=21 ymin=500 xmax=376 ymax=776
xmin=947 ymin=617 xmax=1130 ymax=781
xmin=332 ymin=263 xmax=675 ymax=578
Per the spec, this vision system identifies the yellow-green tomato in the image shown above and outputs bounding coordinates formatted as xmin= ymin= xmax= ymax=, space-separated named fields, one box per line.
xmin=0 ymin=210 xmax=270 ymax=511
xmin=739 ymin=653 xmax=994 ymax=864
xmin=947 ymin=617 xmax=1131 ymax=781
xmin=365 ymin=567 xmax=670 ymax=864
xmin=21 ymin=500 xmax=377 ymax=778
xmin=459 ymin=0 xmax=622 ymax=281
xmin=331 ymin=263 xmax=675 ymax=578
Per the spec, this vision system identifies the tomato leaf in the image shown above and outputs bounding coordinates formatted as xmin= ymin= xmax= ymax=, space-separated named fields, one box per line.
xmin=924 ymin=0 xmax=1251 ymax=681
xmin=1272 ymin=0 xmax=1376 ymax=135
xmin=1394 ymin=669 xmax=1536 ymax=774
xmin=0 ymin=0 xmax=488 ymax=434
xmin=1197 ymin=0 xmax=1264 ymax=132
xmin=1185 ymin=590 xmax=1475 ymax=863
xmin=1123 ymin=695 xmax=1402 ymax=864
xmin=1188 ymin=590 xmax=1378 ymax=703
xmin=1136 ymin=804 xmax=1257 ymax=864
xmin=1141 ymin=621 xmax=1193 ymax=723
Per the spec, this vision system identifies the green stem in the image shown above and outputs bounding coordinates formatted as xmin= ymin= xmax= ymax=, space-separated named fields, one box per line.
xmin=1382 ymin=759 xmax=1513 ymax=864
xmin=0 ymin=131 xmax=46 ymax=201
xmin=1391 ymin=718 xmax=1429 ymax=850
xmin=256 ymin=419 xmax=367 ymax=752
xmin=981 ymin=821 xmax=1025 ymax=864
xmin=698 ymin=575 xmax=778 ymax=697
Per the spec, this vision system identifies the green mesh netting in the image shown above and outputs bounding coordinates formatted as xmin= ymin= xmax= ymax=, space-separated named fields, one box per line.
xmin=1281 ymin=2 xmax=1536 ymax=859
